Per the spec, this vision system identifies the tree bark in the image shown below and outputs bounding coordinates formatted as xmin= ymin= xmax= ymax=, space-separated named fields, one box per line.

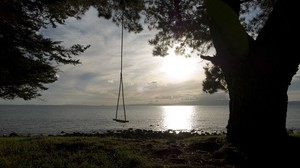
xmin=225 ymin=67 xmax=290 ymax=149
xmin=209 ymin=0 xmax=299 ymax=159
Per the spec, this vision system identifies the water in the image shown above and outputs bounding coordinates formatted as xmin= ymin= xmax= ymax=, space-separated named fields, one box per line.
xmin=0 ymin=105 xmax=299 ymax=135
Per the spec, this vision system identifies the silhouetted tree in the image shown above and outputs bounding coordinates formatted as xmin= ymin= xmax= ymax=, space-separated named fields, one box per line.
xmin=0 ymin=0 xmax=93 ymax=100
xmin=144 ymin=0 xmax=299 ymax=161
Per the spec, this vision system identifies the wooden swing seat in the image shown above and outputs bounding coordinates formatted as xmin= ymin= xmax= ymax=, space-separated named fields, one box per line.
xmin=113 ymin=118 xmax=129 ymax=123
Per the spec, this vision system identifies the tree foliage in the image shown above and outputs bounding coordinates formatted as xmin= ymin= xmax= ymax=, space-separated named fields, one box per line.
xmin=202 ymin=65 xmax=227 ymax=94
xmin=145 ymin=0 xmax=212 ymax=57
xmin=0 ymin=0 xmax=93 ymax=100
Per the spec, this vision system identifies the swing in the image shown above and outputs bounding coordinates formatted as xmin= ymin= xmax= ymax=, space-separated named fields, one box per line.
xmin=113 ymin=4 xmax=128 ymax=123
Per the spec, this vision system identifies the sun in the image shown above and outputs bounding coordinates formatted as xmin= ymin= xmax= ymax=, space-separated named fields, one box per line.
xmin=160 ymin=48 xmax=198 ymax=82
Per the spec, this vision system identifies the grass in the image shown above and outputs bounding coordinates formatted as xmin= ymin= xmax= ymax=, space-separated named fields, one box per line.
xmin=0 ymin=132 xmax=299 ymax=168
xmin=0 ymin=136 xmax=148 ymax=168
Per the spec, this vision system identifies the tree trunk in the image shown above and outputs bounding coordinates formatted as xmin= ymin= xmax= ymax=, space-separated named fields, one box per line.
xmin=224 ymin=63 xmax=299 ymax=165
xmin=208 ymin=0 xmax=299 ymax=162
xmin=225 ymin=67 xmax=290 ymax=151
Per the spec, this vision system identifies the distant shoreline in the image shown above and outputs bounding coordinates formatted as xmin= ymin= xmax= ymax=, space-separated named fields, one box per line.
xmin=0 ymin=103 xmax=230 ymax=106
xmin=2 ymin=100 xmax=300 ymax=106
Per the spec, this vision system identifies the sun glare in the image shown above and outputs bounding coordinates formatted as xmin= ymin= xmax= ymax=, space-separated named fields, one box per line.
xmin=162 ymin=106 xmax=195 ymax=130
xmin=160 ymin=48 xmax=198 ymax=82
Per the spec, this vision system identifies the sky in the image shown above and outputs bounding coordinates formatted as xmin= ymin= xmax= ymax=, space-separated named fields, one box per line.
xmin=1 ymin=7 xmax=300 ymax=105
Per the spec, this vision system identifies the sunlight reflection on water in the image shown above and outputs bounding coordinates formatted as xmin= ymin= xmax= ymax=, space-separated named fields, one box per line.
xmin=162 ymin=106 xmax=195 ymax=131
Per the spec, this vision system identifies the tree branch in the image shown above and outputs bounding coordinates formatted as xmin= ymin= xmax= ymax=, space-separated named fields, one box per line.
xmin=200 ymin=55 xmax=218 ymax=64
xmin=240 ymin=0 xmax=253 ymax=4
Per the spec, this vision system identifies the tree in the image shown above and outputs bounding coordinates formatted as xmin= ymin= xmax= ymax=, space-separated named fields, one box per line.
xmin=144 ymin=0 xmax=299 ymax=162
xmin=0 ymin=0 xmax=91 ymax=100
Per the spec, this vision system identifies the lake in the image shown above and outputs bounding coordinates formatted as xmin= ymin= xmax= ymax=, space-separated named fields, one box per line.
xmin=0 ymin=105 xmax=299 ymax=135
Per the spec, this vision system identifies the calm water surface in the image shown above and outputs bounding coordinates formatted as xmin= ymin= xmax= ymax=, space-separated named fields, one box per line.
xmin=0 ymin=105 xmax=299 ymax=135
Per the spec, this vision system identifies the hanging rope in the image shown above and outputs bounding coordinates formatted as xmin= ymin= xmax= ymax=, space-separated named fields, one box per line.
xmin=114 ymin=3 xmax=128 ymax=123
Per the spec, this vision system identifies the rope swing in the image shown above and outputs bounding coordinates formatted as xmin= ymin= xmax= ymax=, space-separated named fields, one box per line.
xmin=113 ymin=6 xmax=128 ymax=123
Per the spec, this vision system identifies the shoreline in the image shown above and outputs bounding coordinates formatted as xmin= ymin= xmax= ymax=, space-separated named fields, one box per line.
xmin=2 ymin=128 xmax=299 ymax=138
xmin=2 ymin=128 xmax=227 ymax=138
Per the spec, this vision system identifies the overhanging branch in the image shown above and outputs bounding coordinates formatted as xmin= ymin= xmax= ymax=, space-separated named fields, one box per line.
xmin=200 ymin=55 xmax=221 ymax=65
